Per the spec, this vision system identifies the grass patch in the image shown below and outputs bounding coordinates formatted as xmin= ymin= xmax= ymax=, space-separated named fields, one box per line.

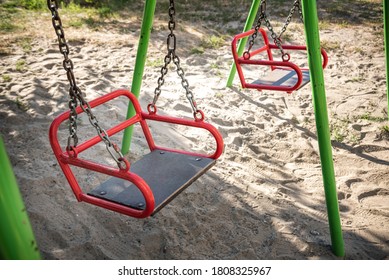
xmin=146 ymin=57 xmax=164 ymax=67
xmin=15 ymin=59 xmax=27 ymax=72
xmin=331 ymin=122 xmax=347 ymax=142
xmin=69 ymin=19 xmax=84 ymax=28
xmin=0 ymin=4 xmax=21 ymax=32
xmin=0 ymin=18 xmax=19 ymax=32
xmin=15 ymin=97 xmax=29 ymax=111
xmin=190 ymin=47 xmax=204 ymax=55
xmin=330 ymin=115 xmax=362 ymax=145
xmin=215 ymin=92 xmax=224 ymax=99
xmin=378 ymin=125 xmax=389 ymax=140
xmin=200 ymin=35 xmax=226 ymax=50
xmin=2 ymin=74 xmax=12 ymax=82
xmin=18 ymin=37 xmax=32 ymax=53
xmin=359 ymin=112 xmax=386 ymax=122
xmin=320 ymin=40 xmax=341 ymax=52
xmin=20 ymin=0 xmax=46 ymax=10
xmin=97 ymin=6 xmax=113 ymax=18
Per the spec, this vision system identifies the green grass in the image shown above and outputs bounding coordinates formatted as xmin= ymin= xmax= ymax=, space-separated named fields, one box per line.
xmin=331 ymin=123 xmax=347 ymax=143
xmin=330 ymin=115 xmax=360 ymax=144
xmin=378 ymin=125 xmax=389 ymax=140
xmin=18 ymin=37 xmax=32 ymax=53
xmin=20 ymin=0 xmax=45 ymax=10
xmin=69 ymin=19 xmax=84 ymax=28
xmin=210 ymin=63 xmax=219 ymax=69
xmin=320 ymin=40 xmax=341 ymax=52
xmin=14 ymin=97 xmax=29 ymax=111
xmin=146 ymin=57 xmax=164 ymax=67
xmin=330 ymin=110 xmax=388 ymax=144
xmin=200 ymin=35 xmax=226 ymax=50
xmin=215 ymin=92 xmax=224 ymax=99
xmin=15 ymin=59 xmax=27 ymax=72
xmin=2 ymin=74 xmax=12 ymax=82
xmin=359 ymin=112 xmax=386 ymax=122
xmin=190 ymin=47 xmax=204 ymax=55
xmin=0 ymin=5 xmax=21 ymax=32
xmin=0 ymin=20 xmax=18 ymax=32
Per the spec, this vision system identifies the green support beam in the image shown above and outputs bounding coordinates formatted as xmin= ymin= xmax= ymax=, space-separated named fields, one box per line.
xmin=301 ymin=0 xmax=345 ymax=257
xmin=0 ymin=136 xmax=41 ymax=260
xmin=122 ymin=0 xmax=157 ymax=154
xmin=226 ymin=0 xmax=261 ymax=87
xmin=384 ymin=0 xmax=389 ymax=120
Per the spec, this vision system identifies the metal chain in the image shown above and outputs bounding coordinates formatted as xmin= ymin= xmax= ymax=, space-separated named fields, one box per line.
xmin=278 ymin=0 xmax=303 ymax=39
xmin=244 ymin=0 xmax=266 ymax=59
xmin=245 ymin=0 xmax=307 ymax=62
xmin=263 ymin=13 xmax=289 ymax=61
xmin=149 ymin=0 xmax=203 ymax=120
xmin=47 ymin=0 xmax=126 ymax=169
xmin=297 ymin=0 xmax=304 ymax=23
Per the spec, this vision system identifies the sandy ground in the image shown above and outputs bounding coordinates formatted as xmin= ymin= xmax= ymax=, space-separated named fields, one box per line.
xmin=1 ymin=1 xmax=389 ymax=259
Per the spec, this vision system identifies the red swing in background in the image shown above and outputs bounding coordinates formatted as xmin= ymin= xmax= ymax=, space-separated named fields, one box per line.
xmin=47 ymin=0 xmax=223 ymax=218
xmin=231 ymin=0 xmax=328 ymax=93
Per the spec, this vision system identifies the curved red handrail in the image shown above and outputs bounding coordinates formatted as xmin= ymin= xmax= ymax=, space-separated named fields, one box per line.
xmin=231 ymin=28 xmax=328 ymax=92
xmin=143 ymin=112 xmax=224 ymax=160
xmin=49 ymin=89 xmax=224 ymax=218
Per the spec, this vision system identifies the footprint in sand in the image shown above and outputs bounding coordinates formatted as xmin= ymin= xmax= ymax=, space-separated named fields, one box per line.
xmin=337 ymin=191 xmax=351 ymax=200
xmin=210 ymin=117 xmax=234 ymax=127
xmin=345 ymin=178 xmax=363 ymax=188
xmin=358 ymin=188 xmax=389 ymax=210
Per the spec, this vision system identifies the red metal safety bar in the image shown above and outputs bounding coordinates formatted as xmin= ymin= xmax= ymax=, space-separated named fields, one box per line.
xmin=49 ymin=89 xmax=224 ymax=218
xmin=231 ymin=28 xmax=328 ymax=93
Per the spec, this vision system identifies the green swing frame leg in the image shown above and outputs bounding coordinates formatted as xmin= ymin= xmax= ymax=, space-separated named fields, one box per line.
xmin=301 ymin=0 xmax=345 ymax=257
xmin=226 ymin=0 xmax=261 ymax=87
xmin=122 ymin=0 xmax=157 ymax=154
xmin=0 ymin=136 xmax=41 ymax=259
xmin=384 ymin=0 xmax=389 ymax=121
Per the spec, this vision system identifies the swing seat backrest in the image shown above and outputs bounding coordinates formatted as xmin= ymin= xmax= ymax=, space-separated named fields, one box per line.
xmin=49 ymin=89 xmax=224 ymax=218
xmin=232 ymin=28 xmax=328 ymax=93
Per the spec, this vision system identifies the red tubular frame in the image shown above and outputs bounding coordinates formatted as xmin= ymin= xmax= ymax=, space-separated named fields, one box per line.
xmin=231 ymin=28 xmax=328 ymax=92
xmin=49 ymin=89 xmax=224 ymax=218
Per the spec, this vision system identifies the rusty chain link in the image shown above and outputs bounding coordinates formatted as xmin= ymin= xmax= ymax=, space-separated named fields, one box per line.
xmin=47 ymin=0 xmax=127 ymax=169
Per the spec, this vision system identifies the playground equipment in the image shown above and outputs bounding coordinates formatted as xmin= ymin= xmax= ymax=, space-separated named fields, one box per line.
xmin=384 ymin=0 xmax=389 ymax=120
xmin=228 ymin=0 xmax=345 ymax=257
xmin=0 ymin=136 xmax=40 ymax=260
xmin=47 ymin=0 xmax=223 ymax=218
xmin=230 ymin=0 xmax=328 ymax=93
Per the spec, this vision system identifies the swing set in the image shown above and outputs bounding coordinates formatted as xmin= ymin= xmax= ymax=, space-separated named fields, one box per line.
xmin=231 ymin=0 xmax=328 ymax=93
xmin=43 ymin=0 xmax=344 ymax=256
xmin=5 ymin=0 xmax=389 ymax=260
xmin=47 ymin=0 xmax=223 ymax=219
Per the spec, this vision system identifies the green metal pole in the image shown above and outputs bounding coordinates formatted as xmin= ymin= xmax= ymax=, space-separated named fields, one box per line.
xmin=384 ymin=0 xmax=389 ymax=120
xmin=121 ymin=0 xmax=157 ymax=154
xmin=301 ymin=0 xmax=345 ymax=257
xmin=0 ymin=136 xmax=40 ymax=259
xmin=226 ymin=0 xmax=261 ymax=87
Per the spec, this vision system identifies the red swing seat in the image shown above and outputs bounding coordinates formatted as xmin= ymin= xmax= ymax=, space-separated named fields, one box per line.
xmin=49 ymin=89 xmax=224 ymax=218
xmin=231 ymin=28 xmax=328 ymax=93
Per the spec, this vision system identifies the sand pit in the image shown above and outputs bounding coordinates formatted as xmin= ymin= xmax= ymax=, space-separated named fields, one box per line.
xmin=0 ymin=1 xmax=388 ymax=259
